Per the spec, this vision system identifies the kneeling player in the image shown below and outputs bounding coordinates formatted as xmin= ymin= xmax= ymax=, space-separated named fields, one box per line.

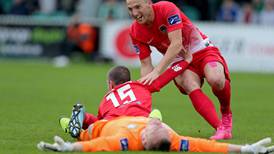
xmin=60 ymin=52 xmax=192 ymax=137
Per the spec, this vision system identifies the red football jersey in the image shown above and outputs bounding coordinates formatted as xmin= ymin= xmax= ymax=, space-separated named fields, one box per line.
xmin=82 ymin=60 xmax=189 ymax=128
xmin=130 ymin=1 xmax=209 ymax=60
xmin=96 ymin=61 xmax=189 ymax=120
xmin=97 ymin=81 xmax=152 ymax=120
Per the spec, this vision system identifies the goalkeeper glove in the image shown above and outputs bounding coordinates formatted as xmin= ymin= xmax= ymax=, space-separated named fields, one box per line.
xmin=241 ymin=137 xmax=274 ymax=154
xmin=37 ymin=136 xmax=74 ymax=152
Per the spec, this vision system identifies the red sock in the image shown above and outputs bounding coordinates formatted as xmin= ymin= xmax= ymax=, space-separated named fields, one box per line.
xmin=212 ymin=80 xmax=231 ymax=115
xmin=189 ymin=89 xmax=220 ymax=129
xmin=82 ymin=113 xmax=98 ymax=129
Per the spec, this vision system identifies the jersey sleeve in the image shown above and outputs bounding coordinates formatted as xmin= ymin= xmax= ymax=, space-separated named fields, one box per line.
xmin=129 ymin=28 xmax=152 ymax=60
xmin=97 ymin=98 xmax=106 ymax=120
xmin=170 ymin=134 xmax=229 ymax=153
xmin=80 ymin=135 xmax=125 ymax=152
xmin=79 ymin=132 xmax=141 ymax=152
xmin=146 ymin=60 xmax=189 ymax=92
xmin=160 ymin=2 xmax=184 ymax=32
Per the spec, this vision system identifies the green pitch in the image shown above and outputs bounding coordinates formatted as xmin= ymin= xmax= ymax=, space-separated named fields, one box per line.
xmin=0 ymin=59 xmax=274 ymax=154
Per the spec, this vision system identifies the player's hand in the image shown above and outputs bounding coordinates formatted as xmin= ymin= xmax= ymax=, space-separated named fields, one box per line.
xmin=37 ymin=136 xmax=74 ymax=152
xmin=139 ymin=69 xmax=160 ymax=85
xmin=182 ymin=51 xmax=193 ymax=64
xmin=241 ymin=137 xmax=274 ymax=154
xmin=266 ymin=146 xmax=274 ymax=154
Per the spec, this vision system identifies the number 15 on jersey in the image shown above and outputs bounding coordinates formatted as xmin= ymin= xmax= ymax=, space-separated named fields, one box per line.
xmin=106 ymin=84 xmax=137 ymax=107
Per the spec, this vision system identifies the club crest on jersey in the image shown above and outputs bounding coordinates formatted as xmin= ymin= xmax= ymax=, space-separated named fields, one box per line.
xmin=133 ymin=45 xmax=140 ymax=54
xmin=120 ymin=138 xmax=129 ymax=151
xmin=168 ymin=14 xmax=181 ymax=25
xmin=159 ymin=25 xmax=167 ymax=33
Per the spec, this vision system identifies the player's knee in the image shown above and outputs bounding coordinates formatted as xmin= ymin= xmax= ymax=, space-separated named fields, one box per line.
xmin=175 ymin=71 xmax=201 ymax=94
xmin=207 ymin=76 xmax=225 ymax=90
xmin=181 ymin=79 xmax=200 ymax=94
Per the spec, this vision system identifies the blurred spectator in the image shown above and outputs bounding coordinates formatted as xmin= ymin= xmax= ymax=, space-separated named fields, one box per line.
xmin=260 ymin=0 xmax=274 ymax=25
xmin=76 ymin=0 xmax=101 ymax=18
xmin=9 ymin=0 xmax=30 ymax=15
xmin=27 ymin=0 xmax=40 ymax=14
xmin=56 ymin=0 xmax=78 ymax=16
xmin=152 ymin=0 xmax=206 ymax=20
xmin=208 ymin=0 xmax=223 ymax=20
xmin=185 ymin=0 xmax=210 ymax=20
xmin=252 ymin=0 xmax=264 ymax=23
xmin=53 ymin=15 xmax=99 ymax=67
xmin=238 ymin=2 xmax=254 ymax=23
xmin=1 ymin=0 xmax=39 ymax=15
xmin=181 ymin=4 xmax=201 ymax=20
xmin=0 ymin=0 xmax=12 ymax=14
xmin=253 ymin=0 xmax=264 ymax=14
xmin=0 ymin=5 xmax=3 ymax=14
xmin=66 ymin=20 xmax=97 ymax=55
xmin=97 ymin=0 xmax=129 ymax=21
xmin=38 ymin=0 xmax=56 ymax=15
xmin=217 ymin=0 xmax=240 ymax=22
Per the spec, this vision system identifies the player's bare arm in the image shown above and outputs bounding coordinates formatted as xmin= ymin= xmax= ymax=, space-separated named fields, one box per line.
xmin=155 ymin=29 xmax=184 ymax=73
xmin=140 ymin=56 xmax=154 ymax=77
xmin=140 ymin=29 xmax=184 ymax=85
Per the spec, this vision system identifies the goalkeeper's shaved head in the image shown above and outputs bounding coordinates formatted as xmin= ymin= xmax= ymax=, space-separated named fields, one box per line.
xmin=108 ymin=66 xmax=131 ymax=86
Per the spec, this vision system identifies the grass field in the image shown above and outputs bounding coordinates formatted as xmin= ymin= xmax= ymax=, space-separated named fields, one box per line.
xmin=0 ymin=59 xmax=274 ymax=154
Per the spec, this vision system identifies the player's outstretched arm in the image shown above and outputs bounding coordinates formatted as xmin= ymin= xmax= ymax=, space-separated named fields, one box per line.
xmin=139 ymin=29 xmax=184 ymax=85
xmin=237 ymin=137 xmax=274 ymax=154
xmin=173 ymin=136 xmax=273 ymax=154
xmin=145 ymin=52 xmax=192 ymax=93
xmin=227 ymin=137 xmax=274 ymax=154
xmin=37 ymin=136 xmax=78 ymax=152
xmin=38 ymin=135 xmax=132 ymax=152
xmin=140 ymin=56 xmax=154 ymax=77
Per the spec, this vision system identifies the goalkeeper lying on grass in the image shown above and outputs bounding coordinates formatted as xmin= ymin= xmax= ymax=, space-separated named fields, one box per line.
xmin=38 ymin=116 xmax=274 ymax=153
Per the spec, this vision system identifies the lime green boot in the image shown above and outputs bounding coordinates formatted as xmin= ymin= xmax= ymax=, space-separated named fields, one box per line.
xmin=59 ymin=117 xmax=70 ymax=133
xmin=149 ymin=109 xmax=162 ymax=121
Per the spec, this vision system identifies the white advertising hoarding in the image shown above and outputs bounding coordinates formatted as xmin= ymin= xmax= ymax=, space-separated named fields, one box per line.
xmin=100 ymin=21 xmax=162 ymax=67
xmin=198 ymin=23 xmax=274 ymax=73
xmin=100 ymin=21 xmax=274 ymax=73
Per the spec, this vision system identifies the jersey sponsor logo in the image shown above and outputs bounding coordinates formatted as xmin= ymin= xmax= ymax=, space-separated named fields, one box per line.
xmin=179 ymin=139 xmax=189 ymax=152
xmin=168 ymin=14 xmax=181 ymax=25
xmin=171 ymin=64 xmax=182 ymax=72
xmin=120 ymin=138 xmax=129 ymax=151
xmin=133 ymin=45 xmax=140 ymax=54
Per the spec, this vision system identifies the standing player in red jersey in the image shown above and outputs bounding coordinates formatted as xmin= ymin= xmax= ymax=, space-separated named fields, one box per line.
xmin=60 ymin=53 xmax=192 ymax=138
xmin=127 ymin=0 xmax=232 ymax=140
